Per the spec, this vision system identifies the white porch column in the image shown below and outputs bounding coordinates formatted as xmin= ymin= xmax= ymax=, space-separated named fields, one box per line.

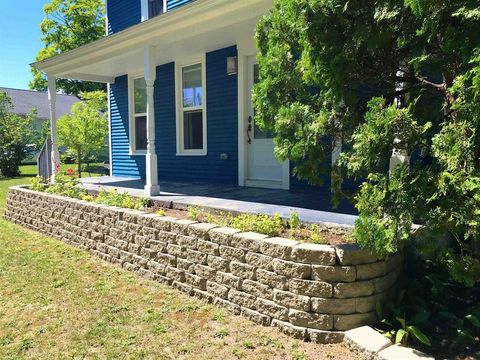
xmin=144 ymin=46 xmax=160 ymax=196
xmin=389 ymin=138 xmax=409 ymax=175
xmin=47 ymin=74 xmax=60 ymax=183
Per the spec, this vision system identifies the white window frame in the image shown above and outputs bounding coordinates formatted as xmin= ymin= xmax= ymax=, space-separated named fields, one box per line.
xmin=175 ymin=55 xmax=208 ymax=156
xmin=141 ymin=0 xmax=167 ymax=21
xmin=128 ymin=73 xmax=148 ymax=155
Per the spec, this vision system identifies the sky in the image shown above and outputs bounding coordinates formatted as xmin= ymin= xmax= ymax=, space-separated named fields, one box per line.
xmin=0 ymin=0 xmax=46 ymax=90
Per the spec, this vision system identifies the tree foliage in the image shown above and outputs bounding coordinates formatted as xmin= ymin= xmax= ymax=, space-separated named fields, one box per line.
xmin=0 ymin=92 xmax=36 ymax=177
xmin=57 ymin=91 xmax=108 ymax=177
xmin=30 ymin=0 xmax=106 ymax=95
xmin=255 ymin=0 xmax=480 ymax=285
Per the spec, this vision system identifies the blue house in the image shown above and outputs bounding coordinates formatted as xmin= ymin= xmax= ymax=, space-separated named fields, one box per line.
xmin=33 ymin=0 xmax=336 ymax=197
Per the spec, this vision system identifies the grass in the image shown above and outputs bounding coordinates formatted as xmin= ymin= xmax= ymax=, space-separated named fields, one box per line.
xmin=0 ymin=167 xmax=357 ymax=359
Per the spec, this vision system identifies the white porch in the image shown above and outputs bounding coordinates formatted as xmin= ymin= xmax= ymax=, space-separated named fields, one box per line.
xmin=32 ymin=0 xmax=273 ymax=196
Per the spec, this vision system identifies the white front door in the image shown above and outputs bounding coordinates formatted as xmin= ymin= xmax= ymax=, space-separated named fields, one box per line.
xmin=245 ymin=57 xmax=288 ymax=189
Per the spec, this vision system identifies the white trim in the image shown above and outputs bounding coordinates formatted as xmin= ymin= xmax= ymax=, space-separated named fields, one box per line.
xmin=141 ymin=0 xmax=148 ymax=21
xmin=143 ymin=0 xmax=168 ymax=21
xmin=175 ymin=55 xmax=208 ymax=156
xmin=128 ymin=73 xmax=148 ymax=155
xmin=107 ymin=83 xmax=113 ymax=176
xmin=32 ymin=0 xmax=272 ymax=76
xmin=237 ymin=52 xmax=247 ymax=186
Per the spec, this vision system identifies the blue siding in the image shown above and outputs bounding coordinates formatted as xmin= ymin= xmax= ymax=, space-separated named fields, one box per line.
xmin=155 ymin=46 xmax=238 ymax=184
xmin=107 ymin=0 xmax=141 ymax=34
xmin=167 ymin=0 xmax=194 ymax=11
xmin=110 ymin=75 xmax=146 ymax=178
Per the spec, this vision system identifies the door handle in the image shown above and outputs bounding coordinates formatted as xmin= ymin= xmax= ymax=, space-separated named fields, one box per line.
xmin=247 ymin=116 xmax=252 ymax=144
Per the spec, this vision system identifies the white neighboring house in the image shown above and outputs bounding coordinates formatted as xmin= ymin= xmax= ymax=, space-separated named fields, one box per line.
xmin=0 ymin=87 xmax=80 ymax=162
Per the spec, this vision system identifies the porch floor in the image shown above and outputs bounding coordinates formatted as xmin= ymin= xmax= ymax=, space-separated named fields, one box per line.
xmin=79 ymin=177 xmax=357 ymax=227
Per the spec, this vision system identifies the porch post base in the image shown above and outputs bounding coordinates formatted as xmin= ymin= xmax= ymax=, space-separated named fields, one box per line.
xmin=144 ymin=184 xmax=161 ymax=197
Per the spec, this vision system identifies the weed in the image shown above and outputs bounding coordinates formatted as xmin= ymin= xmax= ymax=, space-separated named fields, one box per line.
xmin=0 ymin=335 xmax=13 ymax=346
xmin=309 ymin=224 xmax=327 ymax=244
xmin=19 ymin=338 xmax=33 ymax=351
xmin=242 ymin=340 xmax=255 ymax=349
xmin=289 ymin=210 xmax=301 ymax=230
xmin=156 ymin=208 xmax=166 ymax=216
xmin=212 ymin=310 xmax=226 ymax=322
xmin=232 ymin=346 xmax=246 ymax=358
xmin=291 ymin=350 xmax=306 ymax=360
xmin=214 ymin=328 xmax=229 ymax=338
xmin=178 ymin=302 xmax=200 ymax=313
xmin=151 ymin=324 xmax=168 ymax=335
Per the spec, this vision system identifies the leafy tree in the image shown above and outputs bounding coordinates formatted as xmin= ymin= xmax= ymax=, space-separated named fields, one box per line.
xmin=30 ymin=0 xmax=106 ymax=95
xmin=254 ymin=0 xmax=480 ymax=285
xmin=57 ymin=91 xmax=108 ymax=177
xmin=0 ymin=92 xmax=36 ymax=177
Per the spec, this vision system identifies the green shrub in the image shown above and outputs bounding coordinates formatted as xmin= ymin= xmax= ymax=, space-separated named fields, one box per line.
xmin=230 ymin=213 xmax=284 ymax=237
xmin=309 ymin=225 xmax=327 ymax=245
xmin=30 ymin=176 xmax=47 ymax=192
xmin=45 ymin=174 xmax=87 ymax=199
xmin=187 ymin=206 xmax=202 ymax=221
xmin=95 ymin=189 xmax=149 ymax=210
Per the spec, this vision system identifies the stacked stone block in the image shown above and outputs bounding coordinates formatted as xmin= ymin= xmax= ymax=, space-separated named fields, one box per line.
xmin=4 ymin=186 xmax=403 ymax=343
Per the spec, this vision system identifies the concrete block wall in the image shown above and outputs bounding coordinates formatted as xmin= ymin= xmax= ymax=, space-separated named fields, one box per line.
xmin=4 ymin=186 xmax=403 ymax=343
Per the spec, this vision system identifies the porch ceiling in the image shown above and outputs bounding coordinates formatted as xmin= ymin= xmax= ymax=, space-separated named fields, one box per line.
xmin=31 ymin=0 xmax=271 ymax=83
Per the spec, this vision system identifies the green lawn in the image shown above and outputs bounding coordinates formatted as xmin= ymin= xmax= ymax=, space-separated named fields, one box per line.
xmin=0 ymin=168 xmax=357 ymax=359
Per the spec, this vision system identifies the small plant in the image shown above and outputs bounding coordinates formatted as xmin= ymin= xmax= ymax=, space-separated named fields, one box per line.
xmin=95 ymin=189 xmax=149 ymax=210
xmin=187 ymin=206 xmax=202 ymax=221
xmin=156 ymin=208 xmax=166 ymax=216
xmin=214 ymin=328 xmax=229 ymax=338
xmin=242 ymin=340 xmax=255 ymax=349
xmin=45 ymin=173 xmax=87 ymax=199
xmin=309 ymin=225 xmax=327 ymax=245
xmin=291 ymin=350 xmax=306 ymax=360
xmin=230 ymin=213 xmax=284 ymax=237
xmin=30 ymin=176 xmax=47 ymax=192
xmin=81 ymin=194 xmax=94 ymax=202
xmin=212 ymin=310 xmax=226 ymax=322
xmin=232 ymin=346 xmax=246 ymax=358
xmin=151 ymin=324 xmax=167 ymax=335
xmin=289 ymin=210 xmax=301 ymax=230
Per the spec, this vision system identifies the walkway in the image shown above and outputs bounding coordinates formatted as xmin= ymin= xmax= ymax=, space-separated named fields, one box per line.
xmin=79 ymin=177 xmax=358 ymax=227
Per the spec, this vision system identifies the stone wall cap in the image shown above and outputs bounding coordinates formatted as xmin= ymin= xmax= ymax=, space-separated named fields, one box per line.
xmin=264 ymin=237 xmax=300 ymax=247
xmin=335 ymin=244 xmax=378 ymax=265
xmin=156 ymin=216 xmax=179 ymax=221
xmin=190 ymin=222 xmax=218 ymax=230
xmin=377 ymin=344 xmax=434 ymax=360
xmin=295 ymin=243 xmax=334 ymax=252
xmin=210 ymin=227 xmax=241 ymax=235
xmin=344 ymin=326 xmax=391 ymax=354
xmin=122 ymin=208 xmax=146 ymax=216
xmin=234 ymin=232 xmax=269 ymax=240
xmin=171 ymin=219 xmax=198 ymax=225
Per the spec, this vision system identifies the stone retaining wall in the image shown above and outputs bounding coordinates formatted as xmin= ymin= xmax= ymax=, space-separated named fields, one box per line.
xmin=4 ymin=186 xmax=402 ymax=343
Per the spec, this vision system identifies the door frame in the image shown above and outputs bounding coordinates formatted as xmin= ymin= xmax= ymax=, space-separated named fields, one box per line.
xmin=237 ymin=42 xmax=289 ymax=190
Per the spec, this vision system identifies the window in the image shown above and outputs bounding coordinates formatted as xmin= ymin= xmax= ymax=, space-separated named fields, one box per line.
xmin=176 ymin=60 xmax=207 ymax=155
xmin=131 ymin=77 xmax=148 ymax=152
xmin=148 ymin=0 xmax=164 ymax=18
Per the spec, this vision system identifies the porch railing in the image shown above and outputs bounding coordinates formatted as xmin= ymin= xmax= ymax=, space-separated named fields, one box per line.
xmin=37 ymin=136 xmax=52 ymax=181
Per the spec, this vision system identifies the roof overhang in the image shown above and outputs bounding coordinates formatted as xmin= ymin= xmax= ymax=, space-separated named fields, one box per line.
xmin=32 ymin=0 xmax=272 ymax=83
